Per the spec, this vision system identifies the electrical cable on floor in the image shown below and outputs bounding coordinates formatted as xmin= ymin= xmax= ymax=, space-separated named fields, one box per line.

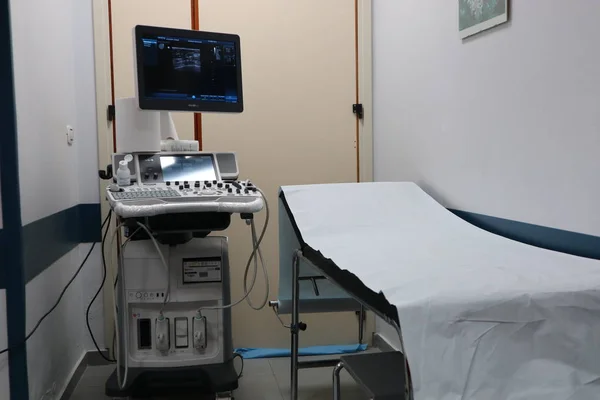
xmin=233 ymin=352 xmax=244 ymax=379
xmin=272 ymin=305 xmax=291 ymax=329
xmin=86 ymin=210 xmax=116 ymax=363
xmin=0 ymin=213 xmax=110 ymax=355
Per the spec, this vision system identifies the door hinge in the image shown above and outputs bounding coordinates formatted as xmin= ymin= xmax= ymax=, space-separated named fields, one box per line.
xmin=353 ymin=103 xmax=364 ymax=120
xmin=107 ymin=104 xmax=115 ymax=122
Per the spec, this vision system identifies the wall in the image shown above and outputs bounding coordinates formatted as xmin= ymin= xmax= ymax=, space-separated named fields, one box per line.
xmin=372 ymin=0 xmax=600 ymax=346
xmin=10 ymin=0 xmax=101 ymax=398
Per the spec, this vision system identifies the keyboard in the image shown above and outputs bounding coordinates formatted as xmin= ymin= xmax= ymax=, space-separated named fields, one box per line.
xmin=107 ymin=180 xmax=264 ymax=218
xmin=110 ymin=188 xmax=181 ymax=200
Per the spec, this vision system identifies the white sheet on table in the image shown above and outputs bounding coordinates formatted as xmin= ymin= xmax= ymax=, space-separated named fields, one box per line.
xmin=282 ymin=182 xmax=600 ymax=400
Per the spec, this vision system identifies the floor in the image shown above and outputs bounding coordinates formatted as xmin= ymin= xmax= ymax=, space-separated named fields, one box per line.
xmin=69 ymin=355 xmax=369 ymax=400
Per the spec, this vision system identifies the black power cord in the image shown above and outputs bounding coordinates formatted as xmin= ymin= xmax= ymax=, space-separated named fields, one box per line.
xmin=85 ymin=210 xmax=116 ymax=363
xmin=0 ymin=213 xmax=110 ymax=355
xmin=233 ymin=352 xmax=244 ymax=379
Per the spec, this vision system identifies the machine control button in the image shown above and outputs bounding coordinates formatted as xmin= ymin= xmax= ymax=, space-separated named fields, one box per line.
xmin=179 ymin=185 xmax=184 ymax=190
xmin=194 ymin=182 xmax=200 ymax=188
xmin=232 ymin=181 xmax=242 ymax=189
xmin=144 ymin=173 xmax=149 ymax=180
xmin=206 ymin=183 xmax=212 ymax=188
xmin=175 ymin=181 xmax=180 ymax=185
xmin=143 ymin=293 xmax=148 ymax=298
xmin=217 ymin=182 xmax=223 ymax=188
xmin=156 ymin=318 xmax=170 ymax=353
xmin=212 ymin=180 xmax=217 ymax=184
xmin=193 ymin=317 xmax=207 ymax=350
xmin=184 ymin=184 xmax=190 ymax=189
xmin=236 ymin=189 xmax=241 ymax=194
xmin=227 ymin=188 xmax=233 ymax=193
xmin=184 ymin=181 xmax=188 ymax=185
xmin=244 ymin=189 xmax=249 ymax=194
xmin=136 ymin=292 xmax=142 ymax=299
xmin=153 ymin=173 xmax=158 ymax=180
xmin=166 ymin=181 xmax=171 ymax=186
xmin=175 ymin=318 xmax=189 ymax=348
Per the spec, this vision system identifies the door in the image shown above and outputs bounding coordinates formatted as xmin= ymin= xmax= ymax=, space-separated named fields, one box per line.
xmin=198 ymin=0 xmax=362 ymax=348
xmin=102 ymin=0 xmax=368 ymax=349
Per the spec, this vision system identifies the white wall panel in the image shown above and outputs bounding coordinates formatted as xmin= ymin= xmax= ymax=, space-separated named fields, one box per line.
xmin=373 ymin=0 xmax=600 ymax=237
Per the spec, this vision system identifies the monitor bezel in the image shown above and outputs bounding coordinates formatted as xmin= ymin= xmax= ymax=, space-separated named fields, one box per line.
xmin=134 ymin=25 xmax=244 ymax=113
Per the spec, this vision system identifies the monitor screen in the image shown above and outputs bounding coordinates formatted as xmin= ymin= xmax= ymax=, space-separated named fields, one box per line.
xmin=135 ymin=25 xmax=243 ymax=113
xmin=160 ymin=155 xmax=217 ymax=182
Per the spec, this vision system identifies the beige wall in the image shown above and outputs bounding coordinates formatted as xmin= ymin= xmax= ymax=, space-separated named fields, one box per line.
xmin=111 ymin=0 xmax=194 ymax=140
xmin=199 ymin=0 xmax=370 ymax=348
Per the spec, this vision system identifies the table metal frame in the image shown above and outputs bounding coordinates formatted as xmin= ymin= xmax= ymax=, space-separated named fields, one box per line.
xmin=288 ymin=250 xmax=412 ymax=400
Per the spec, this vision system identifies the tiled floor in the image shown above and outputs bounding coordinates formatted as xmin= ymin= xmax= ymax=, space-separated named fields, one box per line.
xmin=68 ymin=355 xmax=369 ymax=400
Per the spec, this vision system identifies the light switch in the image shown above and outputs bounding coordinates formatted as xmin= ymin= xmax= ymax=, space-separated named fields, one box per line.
xmin=155 ymin=317 xmax=170 ymax=353
xmin=175 ymin=317 xmax=189 ymax=348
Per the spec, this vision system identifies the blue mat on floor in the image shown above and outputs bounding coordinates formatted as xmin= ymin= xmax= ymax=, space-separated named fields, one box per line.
xmin=234 ymin=344 xmax=367 ymax=359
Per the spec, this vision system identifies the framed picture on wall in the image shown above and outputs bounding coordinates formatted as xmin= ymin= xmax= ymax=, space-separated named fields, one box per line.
xmin=459 ymin=0 xmax=508 ymax=39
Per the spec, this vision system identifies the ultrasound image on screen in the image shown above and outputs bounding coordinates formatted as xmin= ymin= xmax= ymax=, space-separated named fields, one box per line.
xmin=141 ymin=35 xmax=239 ymax=103
xmin=160 ymin=155 xmax=217 ymax=182
xmin=172 ymin=47 xmax=201 ymax=72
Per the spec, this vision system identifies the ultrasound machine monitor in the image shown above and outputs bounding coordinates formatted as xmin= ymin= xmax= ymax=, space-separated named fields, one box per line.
xmin=134 ymin=25 xmax=243 ymax=113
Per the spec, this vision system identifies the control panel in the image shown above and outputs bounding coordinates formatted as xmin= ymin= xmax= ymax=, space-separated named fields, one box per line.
xmin=112 ymin=151 xmax=239 ymax=184
xmin=107 ymin=151 xmax=263 ymax=218
xmin=108 ymin=180 xmax=260 ymax=202
xmin=128 ymin=290 xmax=167 ymax=303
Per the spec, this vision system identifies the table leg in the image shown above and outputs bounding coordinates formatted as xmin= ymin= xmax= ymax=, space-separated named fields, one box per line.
xmin=332 ymin=362 xmax=344 ymax=400
xmin=290 ymin=251 xmax=301 ymax=400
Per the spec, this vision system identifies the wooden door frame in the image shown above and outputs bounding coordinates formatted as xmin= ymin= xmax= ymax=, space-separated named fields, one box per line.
xmin=357 ymin=0 xmax=374 ymax=182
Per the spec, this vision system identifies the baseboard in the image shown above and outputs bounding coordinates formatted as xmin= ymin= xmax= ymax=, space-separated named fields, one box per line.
xmin=372 ymin=332 xmax=399 ymax=353
xmin=59 ymin=350 xmax=112 ymax=400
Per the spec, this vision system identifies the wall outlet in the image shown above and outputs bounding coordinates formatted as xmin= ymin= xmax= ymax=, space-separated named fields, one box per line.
xmin=66 ymin=125 xmax=75 ymax=145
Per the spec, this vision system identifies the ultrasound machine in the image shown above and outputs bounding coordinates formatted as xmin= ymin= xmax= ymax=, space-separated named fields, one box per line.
xmin=101 ymin=25 xmax=267 ymax=399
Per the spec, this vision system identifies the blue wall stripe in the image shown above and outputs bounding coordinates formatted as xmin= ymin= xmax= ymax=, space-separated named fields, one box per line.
xmin=22 ymin=204 xmax=101 ymax=284
xmin=0 ymin=0 xmax=30 ymax=397
xmin=450 ymin=209 xmax=600 ymax=261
